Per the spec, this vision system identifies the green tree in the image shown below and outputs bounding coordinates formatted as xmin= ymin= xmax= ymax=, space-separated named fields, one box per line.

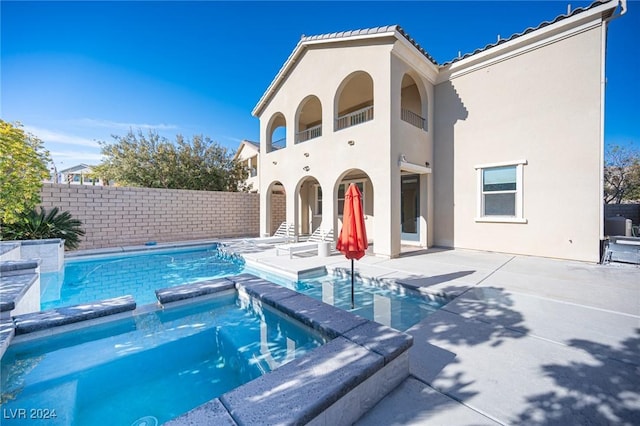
xmin=93 ymin=130 xmax=248 ymax=191
xmin=0 ymin=120 xmax=51 ymax=224
xmin=604 ymin=143 xmax=640 ymax=204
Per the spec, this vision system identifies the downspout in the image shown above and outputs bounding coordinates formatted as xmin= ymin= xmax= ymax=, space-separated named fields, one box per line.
xmin=599 ymin=0 xmax=627 ymax=248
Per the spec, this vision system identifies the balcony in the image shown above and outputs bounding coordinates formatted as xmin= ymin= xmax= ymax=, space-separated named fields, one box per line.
xmin=336 ymin=105 xmax=374 ymax=131
xmin=271 ymin=138 xmax=286 ymax=151
xmin=296 ymin=124 xmax=322 ymax=143
xmin=401 ymin=108 xmax=425 ymax=130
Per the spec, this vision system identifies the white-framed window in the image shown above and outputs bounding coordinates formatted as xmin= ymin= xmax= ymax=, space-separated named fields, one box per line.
xmin=475 ymin=160 xmax=527 ymax=223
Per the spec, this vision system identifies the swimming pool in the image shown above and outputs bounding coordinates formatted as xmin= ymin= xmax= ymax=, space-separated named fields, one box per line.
xmin=40 ymin=244 xmax=446 ymax=331
xmin=41 ymin=245 xmax=244 ymax=310
xmin=1 ymin=291 xmax=325 ymax=425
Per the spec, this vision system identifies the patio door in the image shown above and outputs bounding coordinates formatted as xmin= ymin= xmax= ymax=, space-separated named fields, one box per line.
xmin=401 ymin=174 xmax=420 ymax=242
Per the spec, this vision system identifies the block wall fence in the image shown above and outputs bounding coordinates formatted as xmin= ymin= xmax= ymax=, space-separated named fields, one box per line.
xmin=38 ymin=184 xmax=271 ymax=250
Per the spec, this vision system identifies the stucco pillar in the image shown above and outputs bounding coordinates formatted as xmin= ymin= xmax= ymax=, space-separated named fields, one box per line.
xmin=259 ymin=189 xmax=269 ymax=237
xmin=320 ymin=179 xmax=336 ymax=242
xmin=425 ymin=173 xmax=434 ymax=247
xmin=286 ymin=186 xmax=298 ymax=239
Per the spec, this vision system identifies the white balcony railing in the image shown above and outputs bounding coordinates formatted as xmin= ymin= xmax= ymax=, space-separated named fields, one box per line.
xmin=336 ymin=105 xmax=374 ymax=130
xmin=401 ymin=108 xmax=426 ymax=130
xmin=271 ymin=138 xmax=286 ymax=150
xmin=296 ymin=124 xmax=322 ymax=143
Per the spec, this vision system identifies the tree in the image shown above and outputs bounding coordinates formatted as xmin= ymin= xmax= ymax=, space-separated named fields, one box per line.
xmin=93 ymin=130 xmax=249 ymax=191
xmin=0 ymin=120 xmax=51 ymax=224
xmin=603 ymin=143 xmax=640 ymax=204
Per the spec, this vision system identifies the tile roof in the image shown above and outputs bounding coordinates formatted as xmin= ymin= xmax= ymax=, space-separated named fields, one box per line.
xmin=243 ymin=140 xmax=260 ymax=148
xmin=441 ymin=0 xmax=615 ymax=66
xmin=253 ymin=0 xmax=618 ymax=117
xmin=300 ymin=25 xmax=438 ymax=66
xmin=298 ymin=0 xmax=615 ymax=68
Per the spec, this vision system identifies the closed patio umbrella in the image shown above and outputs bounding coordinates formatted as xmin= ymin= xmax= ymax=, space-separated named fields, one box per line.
xmin=336 ymin=183 xmax=368 ymax=309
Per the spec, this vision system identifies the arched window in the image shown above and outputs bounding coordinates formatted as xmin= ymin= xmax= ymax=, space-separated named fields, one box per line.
xmin=400 ymin=74 xmax=427 ymax=131
xmin=267 ymin=113 xmax=287 ymax=152
xmin=296 ymin=96 xmax=322 ymax=143
xmin=335 ymin=71 xmax=374 ymax=131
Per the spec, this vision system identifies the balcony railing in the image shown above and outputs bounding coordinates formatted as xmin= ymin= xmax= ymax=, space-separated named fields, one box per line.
xmin=271 ymin=138 xmax=286 ymax=151
xmin=296 ymin=124 xmax=322 ymax=143
xmin=401 ymin=108 xmax=426 ymax=130
xmin=336 ymin=105 xmax=374 ymax=130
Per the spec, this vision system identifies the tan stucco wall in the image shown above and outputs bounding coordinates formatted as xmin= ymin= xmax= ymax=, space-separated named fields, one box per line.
xmin=258 ymin=40 xmax=398 ymax=256
xmin=257 ymin=39 xmax=436 ymax=257
xmin=434 ymin=24 xmax=604 ymax=262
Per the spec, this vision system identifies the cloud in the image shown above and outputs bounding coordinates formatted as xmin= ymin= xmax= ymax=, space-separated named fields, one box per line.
xmin=24 ymin=126 xmax=101 ymax=148
xmin=73 ymin=118 xmax=178 ymax=131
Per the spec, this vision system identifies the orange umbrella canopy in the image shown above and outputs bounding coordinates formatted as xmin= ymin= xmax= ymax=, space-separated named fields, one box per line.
xmin=336 ymin=183 xmax=368 ymax=260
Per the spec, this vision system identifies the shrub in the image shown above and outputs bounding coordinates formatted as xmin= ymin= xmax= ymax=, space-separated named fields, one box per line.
xmin=1 ymin=207 xmax=85 ymax=250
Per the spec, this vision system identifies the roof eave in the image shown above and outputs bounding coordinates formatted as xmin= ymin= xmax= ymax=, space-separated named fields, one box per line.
xmin=439 ymin=0 xmax=620 ymax=76
xmin=252 ymin=29 xmax=400 ymax=118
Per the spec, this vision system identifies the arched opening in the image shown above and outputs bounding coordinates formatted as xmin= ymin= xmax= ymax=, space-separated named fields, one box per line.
xmin=335 ymin=71 xmax=374 ymax=131
xmin=296 ymin=95 xmax=322 ymax=143
xmin=400 ymin=73 xmax=426 ymax=130
xmin=295 ymin=176 xmax=322 ymax=237
xmin=267 ymin=180 xmax=286 ymax=236
xmin=334 ymin=169 xmax=374 ymax=245
xmin=267 ymin=113 xmax=287 ymax=152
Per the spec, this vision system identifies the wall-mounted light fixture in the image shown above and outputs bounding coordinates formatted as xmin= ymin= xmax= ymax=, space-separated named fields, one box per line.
xmin=425 ymin=161 xmax=430 ymax=167
xmin=400 ymin=154 xmax=407 ymax=163
xmin=303 ymin=166 xmax=310 ymax=172
xmin=272 ymin=161 xmax=278 ymax=165
xmin=304 ymin=152 xmax=309 ymax=157
xmin=347 ymin=140 xmax=355 ymax=146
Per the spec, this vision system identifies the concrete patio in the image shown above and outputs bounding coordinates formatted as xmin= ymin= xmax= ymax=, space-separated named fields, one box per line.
xmin=227 ymin=240 xmax=640 ymax=425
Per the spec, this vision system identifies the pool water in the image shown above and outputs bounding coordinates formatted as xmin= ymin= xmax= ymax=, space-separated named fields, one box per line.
xmin=41 ymin=245 xmax=244 ymax=310
xmin=40 ymin=244 xmax=446 ymax=332
xmin=247 ymin=268 xmax=446 ymax=332
xmin=0 ymin=292 xmax=325 ymax=425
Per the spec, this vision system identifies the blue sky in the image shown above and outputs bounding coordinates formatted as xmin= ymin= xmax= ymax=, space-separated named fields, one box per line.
xmin=2 ymin=1 xmax=638 ymax=170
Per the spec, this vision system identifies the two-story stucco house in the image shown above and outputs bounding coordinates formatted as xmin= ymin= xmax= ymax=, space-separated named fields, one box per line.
xmin=252 ymin=0 xmax=626 ymax=262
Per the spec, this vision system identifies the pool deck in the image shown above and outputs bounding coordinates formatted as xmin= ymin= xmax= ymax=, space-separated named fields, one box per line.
xmin=225 ymin=240 xmax=640 ymax=425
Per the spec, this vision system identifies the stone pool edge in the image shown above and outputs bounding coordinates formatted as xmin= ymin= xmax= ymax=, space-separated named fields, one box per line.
xmin=159 ymin=273 xmax=413 ymax=426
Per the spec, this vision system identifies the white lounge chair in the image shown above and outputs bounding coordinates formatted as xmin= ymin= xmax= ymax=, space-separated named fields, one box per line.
xmin=276 ymin=228 xmax=333 ymax=258
xmin=245 ymin=222 xmax=295 ymax=246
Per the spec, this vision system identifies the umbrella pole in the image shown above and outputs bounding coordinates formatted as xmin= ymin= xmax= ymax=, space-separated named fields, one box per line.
xmin=351 ymin=258 xmax=355 ymax=309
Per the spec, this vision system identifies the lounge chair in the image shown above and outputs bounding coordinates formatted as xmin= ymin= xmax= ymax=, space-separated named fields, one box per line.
xmin=275 ymin=228 xmax=334 ymax=258
xmin=245 ymin=222 xmax=295 ymax=246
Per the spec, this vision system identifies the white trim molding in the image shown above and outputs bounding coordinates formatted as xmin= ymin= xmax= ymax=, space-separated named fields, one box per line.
xmin=475 ymin=160 xmax=527 ymax=224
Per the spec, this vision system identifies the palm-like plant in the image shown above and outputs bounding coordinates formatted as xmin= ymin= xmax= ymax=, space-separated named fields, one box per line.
xmin=1 ymin=207 xmax=85 ymax=250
